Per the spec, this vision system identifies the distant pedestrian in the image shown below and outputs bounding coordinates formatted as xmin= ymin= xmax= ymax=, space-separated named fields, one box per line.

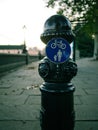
xmin=38 ymin=51 xmax=42 ymax=60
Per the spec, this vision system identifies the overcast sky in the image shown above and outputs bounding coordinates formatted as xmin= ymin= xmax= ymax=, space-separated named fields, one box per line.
xmin=0 ymin=0 xmax=57 ymax=50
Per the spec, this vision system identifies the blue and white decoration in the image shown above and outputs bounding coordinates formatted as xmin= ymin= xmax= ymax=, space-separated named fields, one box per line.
xmin=46 ymin=38 xmax=71 ymax=64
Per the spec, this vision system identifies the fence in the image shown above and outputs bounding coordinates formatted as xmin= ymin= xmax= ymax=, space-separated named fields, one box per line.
xmin=0 ymin=53 xmax=39 ymax=74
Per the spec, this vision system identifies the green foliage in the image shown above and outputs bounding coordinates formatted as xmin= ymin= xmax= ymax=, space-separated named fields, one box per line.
xmin=44 ymin=0 xmax=97 ymax=35
xmin=76 ymin=29 xmax=94 ymax=57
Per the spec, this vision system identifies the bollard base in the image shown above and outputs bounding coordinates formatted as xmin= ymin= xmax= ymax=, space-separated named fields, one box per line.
xmin=40 ymin=82 xmax=75 ymax=130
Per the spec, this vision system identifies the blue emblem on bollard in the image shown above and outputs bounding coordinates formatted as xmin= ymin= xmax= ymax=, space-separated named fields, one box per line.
xmin=46 ymin=38 xmax=71 ymax=63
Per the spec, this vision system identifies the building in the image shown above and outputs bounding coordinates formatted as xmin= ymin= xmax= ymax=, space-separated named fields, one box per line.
xmin=0 ymin=45 xmax=24 ymax=54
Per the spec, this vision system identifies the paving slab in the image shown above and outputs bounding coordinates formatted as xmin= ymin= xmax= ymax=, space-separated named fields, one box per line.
xmin=0 ymin=121 xmax=41 ymax=130
xmin=80 ymin=95 xmax=98 ymax=105
xmin=84 ymin=88 xmax=98 ymax=95
xmin=25 ymin=95 xmax=41 ymax=105
xmin=75 ymin=121 xmax=98 ymax=130
xmin=0 ymin=95 xmax=28 ymax=106
xmin=0 ymin=104 xmax=40 ymax=120
xmin=75 ymin=105 xmax=98 ymax=120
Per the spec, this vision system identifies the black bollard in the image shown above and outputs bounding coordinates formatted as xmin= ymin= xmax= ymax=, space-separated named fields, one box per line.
xmin=38 ymin=15 xmax=78 ymax=130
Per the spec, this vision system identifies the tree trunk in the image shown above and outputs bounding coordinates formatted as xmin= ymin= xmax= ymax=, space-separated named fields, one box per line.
xmin=93 ymin=1 xmax=98 ymax=60
xmin=93 ymin=34 xmax=98 ymax=60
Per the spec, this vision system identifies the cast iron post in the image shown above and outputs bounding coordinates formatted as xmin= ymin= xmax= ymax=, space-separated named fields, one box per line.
xmin=38 ymin=15 xmax=78 ymax=130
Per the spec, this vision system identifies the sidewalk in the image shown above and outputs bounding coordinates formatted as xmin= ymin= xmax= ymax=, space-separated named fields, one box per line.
xmin=0 ymin=58 xmax=98 ymax=130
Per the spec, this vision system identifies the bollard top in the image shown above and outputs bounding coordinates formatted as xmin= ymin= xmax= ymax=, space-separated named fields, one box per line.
xmin=40 ymin=14 xmax=75 ymax=44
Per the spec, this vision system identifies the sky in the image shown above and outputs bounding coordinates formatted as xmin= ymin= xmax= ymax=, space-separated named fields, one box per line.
xmin=0 ymin=0 xmax=57 ymax=50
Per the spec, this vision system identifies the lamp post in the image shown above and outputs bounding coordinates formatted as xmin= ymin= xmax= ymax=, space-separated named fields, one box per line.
xmin=22 ymin=25 xmax=27 ymax=54
xmin=22 ymin=25 xmax=28 ymax=64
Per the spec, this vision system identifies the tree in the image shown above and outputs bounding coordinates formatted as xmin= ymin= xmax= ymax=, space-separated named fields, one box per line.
xmin=44 ymin=0 xmax=98 ymax=59
xmin=76 ymin=28 xmax=94 ymax=58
